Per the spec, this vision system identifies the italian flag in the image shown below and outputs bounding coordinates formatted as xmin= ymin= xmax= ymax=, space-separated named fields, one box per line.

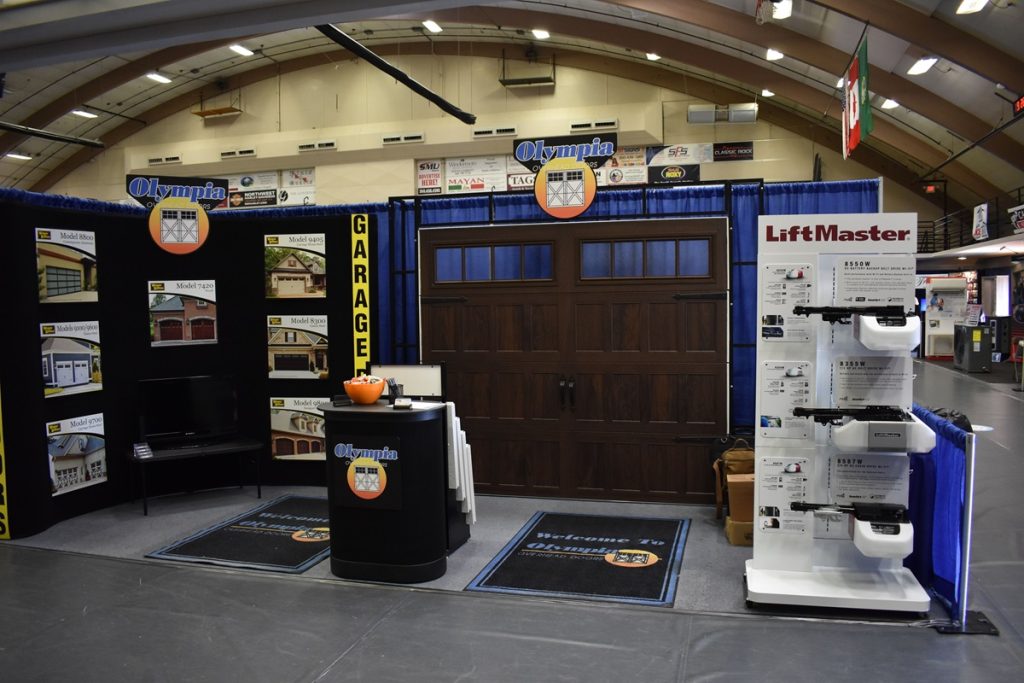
xmin=842 ymin=39 xmax=873 ymax=159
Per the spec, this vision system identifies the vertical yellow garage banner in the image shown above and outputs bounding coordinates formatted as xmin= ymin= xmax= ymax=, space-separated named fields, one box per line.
xmin=0 ymin=386 xmax=10 ymax=539
xmin=351 ymin=214 xmax=371 ymax=376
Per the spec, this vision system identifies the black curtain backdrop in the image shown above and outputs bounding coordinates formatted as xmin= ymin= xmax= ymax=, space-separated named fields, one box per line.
xmin=0 ymin=194 xmax=373 ymax=537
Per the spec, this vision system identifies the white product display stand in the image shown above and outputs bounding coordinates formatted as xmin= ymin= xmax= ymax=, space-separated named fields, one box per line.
xmin=746 ymin=213 xmax=935 ymax=612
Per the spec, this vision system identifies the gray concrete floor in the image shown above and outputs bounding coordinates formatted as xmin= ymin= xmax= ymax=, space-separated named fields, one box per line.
xmin=1 ymin=359 xmax=1023 ymax=681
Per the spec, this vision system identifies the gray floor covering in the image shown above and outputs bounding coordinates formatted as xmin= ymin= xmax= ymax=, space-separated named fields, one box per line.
xmin=1 ymin=359 xmax=1023 ymax=681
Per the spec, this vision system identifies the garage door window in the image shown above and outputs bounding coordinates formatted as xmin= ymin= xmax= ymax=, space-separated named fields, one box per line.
xmin=582 ymin=238 xmax=710 ymax=279
xmin=435 ymin=243 xmax=553 ymax=283
xmin=45 ymin=266 xmax=83 ymax=296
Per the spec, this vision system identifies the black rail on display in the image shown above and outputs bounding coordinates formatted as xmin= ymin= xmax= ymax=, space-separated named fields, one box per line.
xmin=791 ymin=304 xmax=913 ymax=325
xmin=792 ymin=405 xmax=910 ymax=425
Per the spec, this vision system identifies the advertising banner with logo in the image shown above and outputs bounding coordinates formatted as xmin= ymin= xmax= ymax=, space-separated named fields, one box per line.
xmin=331 ymin=436 xmax=402 ymax=509
xmin=713 ymin=141 xmax=754 ymax=162
xmin=646 ymin=143 xmax=713 ymax=167
xmin=445 ymin=155 xmax=507 ymax=194
xmin=512 ymin=134 xmax=616 ymax=219
xmin=351 ymin=214 xmax=371 ymax=376
xmin=416 ymin=159 xmax=444 ymax=195
xmin=648 ymin=163 xmax=701 ymax=185
xmin=1009 ymin=204 xmax=1024 ymax=235
xmin=842 ymin=39 xmax=873 ymax=159
xmin=279 ymin=168 xmax=316 ymax=206
xmin=126 ymin=174 xmax=228 ymax=211
xmin=598 ymin=145 xmax=647 ymax=186
xmin=972 ymin=203 xmax=989 ymax=241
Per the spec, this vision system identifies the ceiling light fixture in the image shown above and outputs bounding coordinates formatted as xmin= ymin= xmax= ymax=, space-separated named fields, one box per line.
xmin=766 ymin=49 xmax=784 ymax=61
xmin=6 ymin=152 xmax=32 ymax=160
xmin=773 ymin=0 xmax=793 ymax=20
xmin=146 ymin=72 xmax=172 ymax=84
xmin=956 ymin=0 xmax=988 ymax=14
xmin=229 ymin=44 xmax=254 ymax=57
xmin=957 ymin=256 xmax=968 ymax=260
xmin=907 ymin=57 xmax=937 ymax=76
xmin=421 ymin=20 xmax=442 ymax=33
xmin=532 ymin=29 xmax=550 ymax=40
xmin=761 ymin=89 xmax=775 ymax=97
xmin=836 ymin=77 xmax=844 ymax=88
xmin=646 ymin=53 xmax=661 ymax=61
xmin=71 ymin=109 xmax=98 ymax=119
xmin=881 ymin=99 xmax=899 ymax=109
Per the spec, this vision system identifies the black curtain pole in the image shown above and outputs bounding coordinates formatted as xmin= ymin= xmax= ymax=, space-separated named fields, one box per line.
xmin=0 ymin=119 xmax=105 ymax=148
xmin=316 ymin=24 xmax=476 ymax=125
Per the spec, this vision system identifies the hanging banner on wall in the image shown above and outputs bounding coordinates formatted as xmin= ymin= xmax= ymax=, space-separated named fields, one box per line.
xmin=46 ymin=413 xmax=106 ymax=497
xmin=713 ymin=141 xmax=754 ymax=162
xmin=513 ymin=135 xmax=615 ymax=219
xmin=648 ymin=163 xmax=701 ymax=185
xmin=270 ymin=397 xmax=328 ymax=461
xmin=972 ymin=203 xmax=989 ymax=240
xmin=416 ymin=159 xmax=444 ymax=195
xmin=646 ymin=143 xmax=713 ymax=166
xmin=1008 ymin=204 xmax=1024 ymax=234
xmin=351 ymin=213 xmax=371 ymax=376
xmin=842 ymin=39 xmax=873 ymax=159
xmin=126 ymin=174 xmax=228 ymax=211
xmin=40 ymin=321 xmax=102 ymax=399
xmin=512 ymin=134 xmax=617 ymax=174
xmin=445 ymin=156 xmax=507 ymax=194
xmin=279 ymin=168 xmax=316 ymax=206
xmin=597 ymin=145 xmax=647 ymax=186
xmin=0 ymin=384 xmax=9 ymax=539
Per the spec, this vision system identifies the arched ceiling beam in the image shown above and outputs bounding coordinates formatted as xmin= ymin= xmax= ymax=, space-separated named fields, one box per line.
xmin=806 ymin=0 xmax=1024 ymax=93
xmin=592 ymin=0 xmax=1023 ymax=167
xmin=0 ymin=40 xmax=229 ymax=157
xmin=431 ymin=7 xmax=1005 ymax=200
xmin=28 ymin=41 xmax=977 ymax=208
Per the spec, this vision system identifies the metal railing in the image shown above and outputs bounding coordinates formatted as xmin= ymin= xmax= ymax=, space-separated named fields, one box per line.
xmin=918 ymin=185 xmax=1024 ymax=254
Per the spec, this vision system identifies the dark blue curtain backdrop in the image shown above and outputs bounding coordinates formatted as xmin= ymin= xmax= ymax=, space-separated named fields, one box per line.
xmin=764 ymin=179 xmax=880 ymax=214
xmin=909 ymin=404 xmax=969 ymax=620
xmin=397 ymin=180 xmax=880 ymax=432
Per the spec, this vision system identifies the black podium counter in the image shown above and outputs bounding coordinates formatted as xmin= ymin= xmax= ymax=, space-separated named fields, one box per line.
xmin=320 ymin=400 xmax=464 ymax=583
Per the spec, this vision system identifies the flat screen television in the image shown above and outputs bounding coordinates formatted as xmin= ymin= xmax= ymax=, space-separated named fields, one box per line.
xmin=137 ymin=375 xmax=238 ymax=446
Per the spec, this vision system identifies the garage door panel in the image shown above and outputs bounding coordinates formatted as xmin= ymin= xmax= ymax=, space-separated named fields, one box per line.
xmin=274 ymin=354 xmax=308 ymax=370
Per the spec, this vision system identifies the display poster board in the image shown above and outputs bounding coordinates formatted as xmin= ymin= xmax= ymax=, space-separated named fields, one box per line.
xmin=36 ymin=228 xmax=98 ymax=303
xmin=45 ymin=412 xmax=106 ymax=496
xmin=40 ymin=321 xmax=102 ymax=398
xmin=148 ymin=280 xmax=217 ymax=346
xmin=269 ymin=397 xmax=328 ymax=461
xmin=267 ymin=315 xmax=329 ymax=380
xmin=264 ymin=234 xmax=326 ymax=299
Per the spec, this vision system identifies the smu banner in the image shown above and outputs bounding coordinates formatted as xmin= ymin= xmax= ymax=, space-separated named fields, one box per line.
xmin=842 ymin=39 xmax=873 ymax=159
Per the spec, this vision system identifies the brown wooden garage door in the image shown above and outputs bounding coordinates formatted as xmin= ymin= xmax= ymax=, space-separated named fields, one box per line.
xmin=157 ymin=319 xmax=183 ymax=340
xmin=191 ymin=318 xmax=215 ymax=340
xmin=419 ymin=218 xmax=728 ymax=504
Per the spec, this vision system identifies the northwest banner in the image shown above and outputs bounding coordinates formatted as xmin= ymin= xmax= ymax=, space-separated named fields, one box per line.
xmin=842 ymin=39 xmax=873 ymax=159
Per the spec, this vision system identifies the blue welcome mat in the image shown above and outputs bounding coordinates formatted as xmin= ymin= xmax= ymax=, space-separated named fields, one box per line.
xmin=466 ymin=512 xmax=690 ymax=606
xmin=147 ymin=495 xmax=331 ymax=573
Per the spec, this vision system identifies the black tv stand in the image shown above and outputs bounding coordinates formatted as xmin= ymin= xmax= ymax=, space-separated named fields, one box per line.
xmin=130 ymin=437 xmax=264 ymax=515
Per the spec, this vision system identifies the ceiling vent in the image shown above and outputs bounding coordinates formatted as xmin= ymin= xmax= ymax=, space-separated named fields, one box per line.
xmin=473 ymin=126 xmax=518 ymax=138
xmin=382 ymin=132 xmax=425 ymax=145
xmin=221 ymin=148 xmax=257 ymax=159
xmin=220 ymin=149 xmax=238 ymax=159
xmin=237 ymin=148 xmax=256 ymax=157
xmin=568 ymin=118 xmax=618 ymax=132
xmin=687 ymin=103 xmax=758 ymax=124
xmin=147 ymin=155 xmax=182 ymax=166
xmin=299 ymin=139 xmax=337 ymax=152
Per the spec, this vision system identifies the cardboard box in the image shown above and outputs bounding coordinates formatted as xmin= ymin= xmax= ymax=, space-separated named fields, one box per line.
xmin=725 ymin=515 xmax=754 ymax=546
xmin=727 ymin=473 xmax=755 ymax=522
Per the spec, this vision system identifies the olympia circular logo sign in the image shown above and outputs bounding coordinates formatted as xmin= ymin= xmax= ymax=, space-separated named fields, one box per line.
xmin=533 ymin=156 xmax=597 ymax=220
xmin=347 ymin=456 xmax=388 ymax=500
xmin=147 ymin=197 xmax=210 ymax=255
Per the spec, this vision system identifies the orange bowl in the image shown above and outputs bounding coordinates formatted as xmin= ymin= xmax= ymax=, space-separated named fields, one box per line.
xmin=344 ymin=379 xmax=386 ymax=404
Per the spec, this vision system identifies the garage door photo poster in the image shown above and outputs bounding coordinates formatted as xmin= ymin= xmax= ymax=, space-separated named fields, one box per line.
xmin=36 ymin=228 xmax=98 ymax=304
xmin=45 ymin=413 xmax=106 ymax=497
xmin=148 ymin=280 xmax=218 ymax=347
xmin=266 ymin=315 xmax=329 ymax=380
xmin=40 ymin=321 xmax=102 ymax=399
xmin=264 ymin=233 xmax=326 ymax=299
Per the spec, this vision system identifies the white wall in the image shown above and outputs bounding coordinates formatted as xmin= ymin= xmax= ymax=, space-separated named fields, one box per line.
xmin=49 ymin=54 xmax=936 ymax=215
